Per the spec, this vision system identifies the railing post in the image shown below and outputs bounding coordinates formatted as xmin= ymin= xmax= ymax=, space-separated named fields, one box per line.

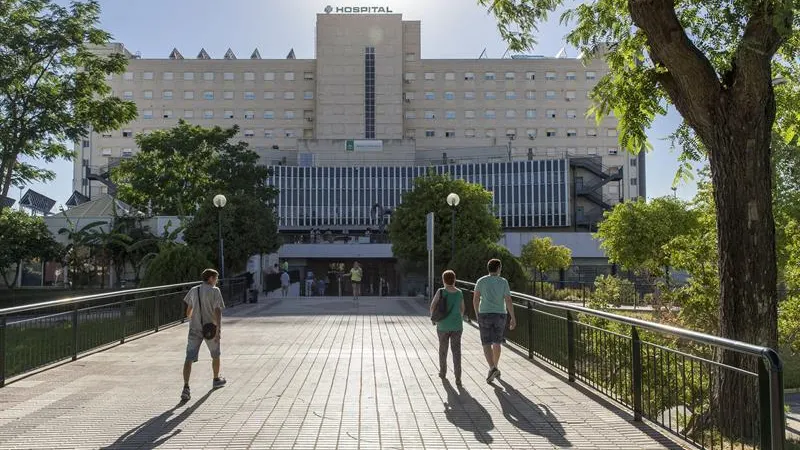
xmin=72 ymin=304 xmax=79 ymax=361
xmin=527 ymin=300 xmax=533 ymax=360
xmin=759 ymin=351 xmax=786 ymax=450
xmin=0 ymin=315 xmax=6 ymax=387
xmin=631 ymin=326 xmax=643 ymax=421
xmin=120 ymin=299 xmax=126 ymax=344
xmin=154 ymin=294 xmax=160 ymax=333
xmin=567 ymin=311 xmax=575 ymax=382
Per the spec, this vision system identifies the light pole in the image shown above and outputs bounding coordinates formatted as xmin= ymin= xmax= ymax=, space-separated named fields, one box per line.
xmin=671 ymin=186 xmax=677 ymax=198
xmin=446 ymin=193 xmax=460 ymax=261
xmin=213 ymin=194 xmax=227 ymax=279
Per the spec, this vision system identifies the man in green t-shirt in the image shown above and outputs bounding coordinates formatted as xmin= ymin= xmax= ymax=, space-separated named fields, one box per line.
xmin=472 ymin=258 xmax=516 ymax=384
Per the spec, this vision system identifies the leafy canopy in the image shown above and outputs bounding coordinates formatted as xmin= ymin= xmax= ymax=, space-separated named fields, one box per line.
xmin=0 ymin=0 xmax=137 ymax=197
xmin=448 ymin=241 xmax=529 ymax=291
xmin=0 ymin=208 xmax=60 ymax=288
xmin=519 ymin=237 xmax=572 ymax=277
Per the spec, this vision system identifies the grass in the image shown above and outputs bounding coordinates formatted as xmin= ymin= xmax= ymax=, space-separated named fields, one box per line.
xmin=0 ymin=288 xmax=121 ymax=309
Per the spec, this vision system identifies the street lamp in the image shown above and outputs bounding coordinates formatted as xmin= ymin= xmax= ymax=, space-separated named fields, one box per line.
xmin=446 ymin=192 xmax=460 ymax=261
xmin=213 ymin=194 xmax=227 ymax=279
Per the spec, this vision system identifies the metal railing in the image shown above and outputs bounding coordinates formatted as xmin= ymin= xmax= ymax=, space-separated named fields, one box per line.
xmin=0 ymin=277 xmax=248 ymax=387
xmin=456 ymin=279 xmax=786 ymax=450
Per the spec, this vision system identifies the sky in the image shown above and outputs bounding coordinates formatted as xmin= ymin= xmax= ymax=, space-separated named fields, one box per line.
xmin=15 ymin=0 xmax=698 ymax=208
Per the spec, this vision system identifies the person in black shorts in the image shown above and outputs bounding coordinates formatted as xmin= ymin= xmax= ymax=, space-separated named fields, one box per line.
xmin=472 ymin=259 xmax=516 ymax=383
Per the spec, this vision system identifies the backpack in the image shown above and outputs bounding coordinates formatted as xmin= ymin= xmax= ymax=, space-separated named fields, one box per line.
xmin=430 ymin=288 xmax=454 ymax=324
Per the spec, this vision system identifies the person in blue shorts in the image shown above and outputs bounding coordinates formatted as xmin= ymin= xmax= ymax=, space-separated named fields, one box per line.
xmin=472 ymin=259 xmax=516 ymax=384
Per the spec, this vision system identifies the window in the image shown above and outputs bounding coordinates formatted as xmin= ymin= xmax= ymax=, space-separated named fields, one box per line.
xmin=264 ymin=130 xmax=274 ymax=138
xmin=121 ymin=148 xmax=133 ymax=157
xmin=464 ymin=72 xmax=475 ymax=81
xmin=566 ymin=71 xmax=576 ymax=80
xmin=484 ymin=72 xmax=496 ymax=80
xmin=526 ymin=109 xmax=537 ymax=119
xmin=465 ymin=128 xmax=476 ymax=138
xmin=204 ymin=110 xmax=214 ymax=119
xmin=486 ymin=129 xmax=496 ymax=138
xmin=142 ymin=110 xmax=153 ymax=119
xmin=304 ymin=91 xmax=314 ymax=100
xmin=505 ymin=72 xmax=515 ymax=80
xmin=405 ymin=53 xmax=416 ymax=61
xmin=285 ymin=129 xmax=296 ymax=138
xmin=587 ymin=128 xmax=597 ymax=137
xmin=143 ymin=90 xmax=153 ymax=99
xmin=546 ymin=109 xmax=557 ymax=118
xmin=223 ymin=91 xmax=234 ymax=100
xmin=446 ymin=111 xmax=456 ymax=119
xmin=445 ymin=72 xmax=455 ymax=81
xmin=545 ymin=71 xmax=556 ymax=80
xmin=244 ymin=72 xmax=255 ymax=81
xmin=224 ymin=72 xmax=235 ymax=81
xmin=143 ymin=72 xmax=154 ymax=80
xmin=631 ymin=158 xmax=638 ymax=167
xmin=183 ymin=110 xmax=194 ymax=119
xmin=566 ymin=109 xmax=577 ymax=119
xmin=565 ymin=91 xmax=576 ymax=101
xmin=122 ymin=129 xmax=133 ymax=138
xmin=506 ymin=129 xmax=516 ymax=138
xmin=183 ymin=72 xmax=194 ymax=81
xmin=424 ymin=110 xmax=435 ymax=119
xmin=244 ymin=129 xmax=255 ymax=137
xmin=464 ymin=91 xmax=476 ymax=100
xmin=546 ymin=129 xmax=557 ymax=137
xmin=425 ymin=92 xmax=435 ymax=100
xmin=586 ymin=71 xmax=597 ymax=80
xmin=485 ymin=91 xmax=496 ymax=100
xmin=245 ymin=91 xmax=257 ymax=100
xmin=444 ymin=92 xmax=455 ymax=100
xmin=484 ymin=110 xmax=496 ymax=119
xmin=303 ymin=72 xmax=314 ymax=80
xmin=424 ymin=72 xmax=436 ymax=81
xmin=526 ymin=72 xmax=536 ymax=81
xmin=224 ymin=110 xmax=234 ymax=119
xmin=631 ymin=177 xmax=638 ymax=185
xmin=425 ymin=130 xmax=436 ymax=137
xmin=264 ymin=110 xmax=275 ymax=119
xmin=527 ymin=129 xmax=537 ymax=139
xmin=163 ymin=72 xmax=174 ymax=80
xmin=546 ymin=90 xmax=556 ymax=99
xmin=445 ymin=130 xmax=456 ymax=138
xmin=203 ymin=91 xmax=214 ymax=100
xmin=505 ymin=109 xmax=516 ymax=118
xmin=284 ymin=110 xmax=295 ymax=119
xmin=162 ymin=110 xmax=173 ymax=119
xmin=526 ymin=90 xmax=536 ymax=100
xmin=204 ymin=72 xmax=215 ymax=81
xmin=303 ymin=129 xmax=313 ymax=139
xmin=123 ymin=72 xmax=134 ymax=81
xmin=505 ymin=91 xmax=516 ymax=100
xmin=264 ymin=72 xmax=275 ymax=81
xmin=122 ymin=91 xmax=133 ymax=100
xmin=263 ymin=91 xmax=275 ymax=100
xmin=404 ymin=72 xmax=416 ymax=81
xmin=284 ymin=72 xmax=295 ymax=81
xmin=465 ymin=110 xmax=476 ymax=119
xmin=588 ymin=147 xmax=598 ymax=155
xmin=244 ymin=110 xmax=255 ymax=119
xmin=162 ymin=90 xmax=173 ymax=100
xmin=183 ymin=91 xmax=194 ymax=100
xmin=567 ymin=129 xmax=577 ymax=137
xmin=607 ymin=128 xmax=618 ymax=137
xmin=608 ymin=147 xmax=619 ymax=155
xmin=101 ymin=147 xmax=112 ymax=156
xmin=405 ymin=111 xmax=416 ymax=119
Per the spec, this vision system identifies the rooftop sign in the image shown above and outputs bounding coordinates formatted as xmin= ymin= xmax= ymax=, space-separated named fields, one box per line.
xmin=324 ymin=5 xmax=394 ymax=13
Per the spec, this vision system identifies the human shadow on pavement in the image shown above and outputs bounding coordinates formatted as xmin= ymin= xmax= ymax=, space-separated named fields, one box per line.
xmin=493 ymin=378 xmax=572 ymax=447
xmin=102 ymin=390 xmax=214 ymax=449
xmin=442 ymin=379 xmax=494 ymax=445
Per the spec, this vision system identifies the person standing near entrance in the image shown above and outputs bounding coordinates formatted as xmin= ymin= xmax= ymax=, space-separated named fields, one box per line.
xmin=472 ymin=258 xmax=516 ymax=384
xmin=305 ymin=269 xmax=314 ymax=297
xmin=280 ymin=270 xmax=290 ymax=297
xmin=430 ymin=270 xmax=464 ymax=386
xmin=348 ymin=261 xmax=363 ymax=301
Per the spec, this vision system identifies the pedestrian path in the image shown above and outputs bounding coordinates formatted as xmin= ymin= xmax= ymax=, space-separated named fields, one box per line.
xmin=0 ymin=296 xmax=682 ymax=449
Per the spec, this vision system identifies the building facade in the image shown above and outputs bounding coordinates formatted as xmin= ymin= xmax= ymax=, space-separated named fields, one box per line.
xmin=74 ymin=9 xmax=645 ymax=289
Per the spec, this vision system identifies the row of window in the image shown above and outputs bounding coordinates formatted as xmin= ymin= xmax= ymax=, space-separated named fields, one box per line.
xmin=137 ymin=109 xmax=314 ymax=120
xmin=404 ymin=71 xmax=597 ymax=82
xmin=105 ymin=127 xmax=313 ymax=142
xmin=409 ymin=128 xmax=617 ymax=140
xmin=405 ymin=109 xmax=606 ymax=120
xmin=118 ymin=71 xmax=314 ymax=82
xmin=121 ymin=90 xmax=314 ymax=101
xmin=406 ymin=90 xmax=582 ymax=101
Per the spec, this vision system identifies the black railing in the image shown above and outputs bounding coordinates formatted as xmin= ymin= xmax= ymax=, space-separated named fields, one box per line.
xmin=457 ymin=279 xmax=786 ymax=450
xmin=0 ymin=277 xmax=248 ymax=387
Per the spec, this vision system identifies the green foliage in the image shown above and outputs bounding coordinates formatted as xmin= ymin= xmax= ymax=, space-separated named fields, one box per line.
xmin=591 ymin=275 xmax=636 ymax=308
xmin=446 ymin=241 xmax=528 ymax=292
xmin=388 ymin=171 xmax=501 ymax=270
xmin=113 ymin=120 xmax=276 ymax=216
xmin=0 ymin=0 xmax=137 ymax=197
xmin=0 ymin=209 xmax=60 ymax=288
xmin=596 ymin=197 xmax=699 ymax=279
xmin=519 ymin=237 xmax=572 ymax=279
xmin=184 ymin=195 xmax=278 ymax=275
xmin=140 ymin=245 xmax=212 ymax=287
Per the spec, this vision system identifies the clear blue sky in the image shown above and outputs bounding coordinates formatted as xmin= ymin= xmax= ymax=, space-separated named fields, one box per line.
xmin=17 ymin=0 xmax=697 ymax=208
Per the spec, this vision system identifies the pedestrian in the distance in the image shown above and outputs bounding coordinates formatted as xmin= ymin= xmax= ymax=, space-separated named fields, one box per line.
xmin=431 ymin=269 xmax=465 ymax=387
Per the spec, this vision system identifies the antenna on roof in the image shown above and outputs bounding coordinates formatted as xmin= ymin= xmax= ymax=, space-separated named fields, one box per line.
xmin=168 ymin=48 xmax=184 ymax=59
xmin=555 ymin=47 xmax=568 ymax=58
xmin=251 ymin=48 xmax=262 ymax=59
xmin=224 ymin=48 xmax=237 ymax=60
xmin=477 ymin=48 xmax=487 ymax=59
xmin=197 ymin=48 xmax=211 ymax=59
xmin=286 ymin=48 xmax=296 ymax=59
xmin=501 ymin=47 xmax=510 ymax=59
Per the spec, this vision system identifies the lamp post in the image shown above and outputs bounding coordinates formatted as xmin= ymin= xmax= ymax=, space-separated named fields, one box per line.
xmin=446 ymin=192 xmax=460 ymax=261
xmin=213 ymin=194 xmax=227 ymax=279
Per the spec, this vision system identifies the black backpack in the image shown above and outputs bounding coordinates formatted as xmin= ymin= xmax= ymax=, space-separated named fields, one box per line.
xmin=430 ymin=288 xmax=452 ymax=324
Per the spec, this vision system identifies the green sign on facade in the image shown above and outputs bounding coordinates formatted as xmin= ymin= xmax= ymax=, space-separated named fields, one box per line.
xmin=346 ymin=140 xmax=355 ymax=152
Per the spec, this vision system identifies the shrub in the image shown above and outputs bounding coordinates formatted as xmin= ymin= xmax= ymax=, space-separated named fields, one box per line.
xmin=140 ymin=245 xmax=214 ymax=287
xmin=592 ymin=275 xmax=636 ymax=308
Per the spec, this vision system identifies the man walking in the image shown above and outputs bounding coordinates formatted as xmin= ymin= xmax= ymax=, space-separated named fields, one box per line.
xmin=181 ymin=269 xmax=227 ymax=401
xmin=472 ymin=259 xmax=516 ymax=384
xmin=280 ymin=269 xmax=290 ymax=297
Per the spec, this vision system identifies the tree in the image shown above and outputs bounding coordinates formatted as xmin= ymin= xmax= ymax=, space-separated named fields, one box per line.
xmin=519 ymin=237 xmax=572 ymax=290
xmin=184 ymin=195 xmax=278 ymax=275
xmin=0 ymin=0 xmax=137 ymax=200
xmin=447 ymin=241 xmax=528 ymax=292
xmin=596 ymin=197 xmax=699 ymax=282
xmin=57 ymin=218 xmax=105 ymax=288
xmin=113 ymin=120 xmax=276 ymax=217
xmin=140 ymin=245 xmax=212 ymax=287
xmin=481 ymin=0 xmax=797 ymax=435
xmin=0 ymin=209 xmax=60 ymax=288
xmin=388 ymin=171 xmax=502 ymax=272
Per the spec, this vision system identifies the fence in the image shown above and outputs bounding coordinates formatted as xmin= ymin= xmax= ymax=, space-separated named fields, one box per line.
xmin=457 ymin=279 xmax=786 ymax=450
xmin=0 ymin=277 xmax=248 ymax=387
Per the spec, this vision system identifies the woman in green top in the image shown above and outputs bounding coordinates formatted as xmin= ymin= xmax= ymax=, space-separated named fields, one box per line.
xmin=430 ymin=270 xmax=465 ymax=386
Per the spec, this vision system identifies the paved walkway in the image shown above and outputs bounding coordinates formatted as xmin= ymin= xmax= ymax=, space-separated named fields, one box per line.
xmin=0 ymin=296 xmax=682 ymax=449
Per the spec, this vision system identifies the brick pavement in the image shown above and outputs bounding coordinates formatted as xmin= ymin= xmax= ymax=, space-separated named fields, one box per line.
xmin=0 ymin=296 xmax=683 ymax=449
